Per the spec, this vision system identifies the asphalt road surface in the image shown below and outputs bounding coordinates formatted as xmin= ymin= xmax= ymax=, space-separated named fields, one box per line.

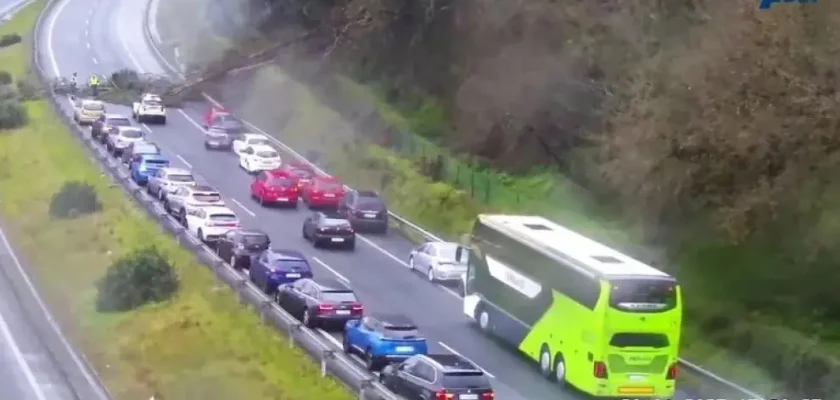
xmin=38 ymin=0 xmax=698 ymax=398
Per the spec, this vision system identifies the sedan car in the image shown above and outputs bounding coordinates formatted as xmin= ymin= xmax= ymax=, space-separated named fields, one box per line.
xmin=343 ymin=314 xmax=428 ymax=371
xmin=203 ymin=126 xmax=237 ymax=150
xmin=183 ymin=205 xmax=240 ymax=243
xmin=72 ymin=98 xmax=106 ymax=125
xmin=338 ymin=190 xmax=389 ymax=233
xmin=276 ymin=278 xmax=363 ymax=329
xmin=215 ymin=228 xmax=271 ymax=270
xmin=146 ymin=167 xmax=196 ymax=200
xmin=408 ymin=241 xmax=469 ymax=283
xmin=249 ymin=249 xmax=313 ymax=294
xmin=250 ymin=169 xmax=299 ymax=208
xmin=302 ymin=211 xmax=355 ymax=250
xmin=302 ymin=176 xmax=345 ymax=209
xmin=232 ymin=133 xmax=272 ymax=155
xmin=202 ymin=106 xmax=245 ymax=133
xmin=129 ymin=153 xmax=170 ymax=185
xmin=279 ymin=161 xmax=316 ymax=191
xmin=238 ymin=145 xmax=282 ymax=173
xmin=164 ymin=184 xmax=225 ymax=221
xmin=380 ymin=354 xmax=495 ymax=400
xmin=121 ymin=141 xmax=161 ymax=165
xmin=91 ymin=113 xmax=131 ymax=141
xmin=105 ymin=126 xmax=145 ymax=156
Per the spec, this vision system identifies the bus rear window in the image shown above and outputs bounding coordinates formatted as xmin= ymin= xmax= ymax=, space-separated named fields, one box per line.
xmin=609 ymin=279 xmax=677 ymax=312
xmin=610 ymin=333 xmax=669 ymax=348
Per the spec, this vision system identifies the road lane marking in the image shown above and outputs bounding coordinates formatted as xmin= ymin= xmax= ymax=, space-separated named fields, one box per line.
xmin=317 ymin=328 xmax=343 ymax=348
xmin=438 ymin=341 xmax=495 ymax=378
xmin=0 ymin=299 xmax=48 ymax=400
xmin=230 ymin=198 xmax=255 ymax=217
xmin=312 ymin=257 xmax=350 ymax=284
xmin=92 ymin=57 xmax=97 ymax=64
xmin=175 ymin=154 xmax=192 ymax=168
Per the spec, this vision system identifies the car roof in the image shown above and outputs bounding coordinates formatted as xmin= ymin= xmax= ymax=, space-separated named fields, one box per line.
xmin=104 ymin=113 xmax=128 ymax=119
xmin=135 ymin=141 xmax=159 ymax=148
xmin=116 ymin=126 xmax=143 ymax=132
xmin=372 ymin=313 xmax=415 ymax=327
xmin=267 ymin=249 xmax=306 ymax=261
xmin=243 ymin=133 xmax=269 ymax=140
xmin=236 ymin=228 xmax=269 ymax=237
xmin=160 ymin=167 xmax=191 ymax=175
xmin=320 ymin=211 xmax=346 ymax=220
xmin=200 ymin=206 xmax=236 ymax=215
xmin=139 ymin=153 xmax=167 ymax=161
xmin=266 ymin=169 xmax=292 ymax=178
xmin=81 ymin=99 xmax=103 ymax=105
xmin=189 ymin=185 xmax=217 ymax=192
xmin=142 ymin=93 xmax=161 ymax=99
xmin=249 ymin=144 xmax=277 ymax=152
xmin=424 ymin=354 xmax=480 ymax=372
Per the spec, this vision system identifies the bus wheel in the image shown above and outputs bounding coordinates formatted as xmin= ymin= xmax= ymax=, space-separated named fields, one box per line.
xmin=539 ymin=345 xmax=554 ymax=380
xmin=478 ymin=307 xmax=491 ymax=332
xmin=554 ymin=353 xmax=567 ymax=387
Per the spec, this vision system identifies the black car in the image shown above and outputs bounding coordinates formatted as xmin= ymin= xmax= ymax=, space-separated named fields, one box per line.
xmin=380 ymin=354 xmax=495 ymax=400
xmin=91 ymin=114 xmax=131 ymax=141
xmin=338 ymin=190 xmax=388 ymax=234
xmin=215 ymin=228 xmax=271 ymax=270
xmin=302 ymin=211 xmax=356 ymax=250
xmin=203 ymin=125 xmax=240 ymax=150
xmin=276 ymin=278 xmax=363 ymax=329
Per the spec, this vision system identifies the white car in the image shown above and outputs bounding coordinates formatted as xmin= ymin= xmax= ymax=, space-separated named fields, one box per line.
xmin=408 ymin=241 xmax=469 ymax=283
xmin=238 ymin=144 xmax=282 ymax=173
xmin=146 ymin=167 xmax=197 ymax=200
xmin=183 ymin=205 xmax=240 ymax=243
xmin=132 ymin=93 xmax=166 ymax=124
xmin=232 ymin=133 xmax=272 ymax=154
xmin=105 ymin=126 xmax=145 ymax=156
xmin=164 ymin=184 xmax=226 ymax=220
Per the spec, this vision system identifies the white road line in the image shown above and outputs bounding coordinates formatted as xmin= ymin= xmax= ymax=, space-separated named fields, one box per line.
xmin=116 ymin=20 xmax=143 ymax=71
xmin=438 ymin=341 xmax=495 ymax=378
xmin=317 ymin=328 xmax=343 ymax=348
xmin=178 ymin=109 xmax=206 ymax=131
xmin=45 ymin=0 xmax=71 ymax=75
xmin=312 ymin=257 xmax=350 ymax=284
xmin=175 ymin=154 xmax=192 ymax=168
xmin=230 ymin=199 xmax=255 ymax=217
xmin=0 ymin=300 xmax=48 ymax=400
xmin=85 ymin=42 xmax=90 ymax=49
xmin=91 ymin=57 xmax=97 ymax=64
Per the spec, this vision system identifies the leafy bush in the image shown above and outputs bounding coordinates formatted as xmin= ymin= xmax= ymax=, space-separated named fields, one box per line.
xmin=0 ymin=71 xmax=11 ymax=85
xmin=95 ymin=246 xmax=180 ymax=312
xmin=48 ymin=181 xmax=102 ymax=219
xmin=0 ymin=85 xmax=16 ymax=101
xmin=0 ymin=34 xmax=20 ymax=48
xmin=0 ymin=99 xmax=27 ymax=129
xmin=109 ymin=69 xmax=140 ymax=90
xmin=15 ymin=74 xmax=41 ymax=100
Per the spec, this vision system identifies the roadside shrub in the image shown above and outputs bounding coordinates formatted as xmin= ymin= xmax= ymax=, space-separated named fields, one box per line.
xmin=109 ymin=68 xmax=140 ymax=90
xmin=15 ymin=74 xmax=40 ymax=100
xmin=0 ymin=70 xmax=11 ymax=85
xmin=0 ymin=99 xmax=27 ymax=129
xmin=48 ymin=181 xmax=102 ymax=219
xmin=0 ymin=85 xmax=16 ymax=101
xmin=95 ymin=246 xmax=180 ymax=312
xmin=0 ymin=34 xmax=20 ymax=48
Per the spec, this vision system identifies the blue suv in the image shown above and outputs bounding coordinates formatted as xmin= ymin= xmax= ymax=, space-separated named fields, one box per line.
xmin=343 ymin=314 xmax=428 ymax=370
xmin=130 ymin=153 xmax=170 ymax=185
xmin=249 ymin=249 xmax=313 ymax=294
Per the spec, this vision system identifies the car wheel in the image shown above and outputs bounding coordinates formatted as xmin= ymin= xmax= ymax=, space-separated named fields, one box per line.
xmin=347 ymin=241 xmax=355 ymax=251
xmin=157 ymin=188 xmax=164 ymax=201
xmin=408 ymin=256 xmax=416 ymax=271
xmin=302 ymin=309 xmax=315 ymax=328
xmin=342 ymin=334 xmax=352 ymax=354
xmin=261 ymin=279 xmax=272 ymax=295
xmin=146 ymin=184 xmax=153 ymax=194
xmin=163 ymin=200 xmax=171 ymax=214
xmin=197 ymin=228 xmax=205 ymax=242
xmin=160 ymin=117 xmax=166 ymax=124
xmin=427 ymin=267 xmax=436 ymax=282
xmin=365 ymin=349 xmax=377 ymax=371
xmin=230 ymin=254 xmax=238 ymax=269
xmin=301 ymin=227 xmax=308 ymax=239
xmin=204 ymin=142 xmax=210 ymax=149
xmin=179 ymin=209 xmax=187 ymax=226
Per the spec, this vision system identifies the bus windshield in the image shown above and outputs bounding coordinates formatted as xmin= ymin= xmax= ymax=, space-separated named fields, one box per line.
xmin=609 ymin=279 xmax=677 ymax=312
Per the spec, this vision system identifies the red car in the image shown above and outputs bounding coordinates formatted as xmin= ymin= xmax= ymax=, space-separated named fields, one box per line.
xmin=302 ymin=176 xmax=345 ymax=209
xmin=202 ymin=105 xmax=228 ymax=127
xmin=280 ymin=161 xmax=316 ymax=190
xmin=250 ymin=170 xmax=300 ymax=208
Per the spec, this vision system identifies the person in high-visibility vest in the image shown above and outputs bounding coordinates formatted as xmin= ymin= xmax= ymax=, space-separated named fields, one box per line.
xmin=88 ymin=75 xmax=99 ymax=96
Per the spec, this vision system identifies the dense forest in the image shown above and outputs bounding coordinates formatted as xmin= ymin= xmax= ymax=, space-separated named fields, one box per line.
xmin=178 ymin=0 xmax=840 ymax=396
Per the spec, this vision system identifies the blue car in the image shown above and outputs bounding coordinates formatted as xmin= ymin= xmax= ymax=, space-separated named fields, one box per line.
xmin=130 ymin=153 xmax=170 ymax=185
xmin=249 ymin=249 xmax=313 ymax=294
xmin=343 ymin=314 xmax=428 ymax=370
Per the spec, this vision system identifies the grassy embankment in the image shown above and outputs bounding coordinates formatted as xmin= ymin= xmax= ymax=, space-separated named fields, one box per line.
xmin=0 ymin=3 xmax=351 ymax=399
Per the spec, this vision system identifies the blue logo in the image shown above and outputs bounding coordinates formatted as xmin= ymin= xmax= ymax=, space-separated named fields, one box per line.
xmin=759 ymin=0 xmax=816 ymax=9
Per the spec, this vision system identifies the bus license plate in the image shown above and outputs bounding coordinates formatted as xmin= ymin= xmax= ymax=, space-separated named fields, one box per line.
xmin=459 ymin=395 xmax=478 ymax=400
xmin=286 ymin=273 xmax=301 ymax=278
xmin=364 ymin=213 xmax=376 ymax=218
xmin=335 ymin=310 xmax=350 ymax=315
xmin=331 ymin=238 xmax=344 ymax=242
xmin=395 ymin=346 xmax=414 ymax=352
xmin=628 ymin=374 xmax=647 ymax=382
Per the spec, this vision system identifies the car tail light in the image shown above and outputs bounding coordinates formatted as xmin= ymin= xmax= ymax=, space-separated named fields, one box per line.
xmin=593 ymin=361 xmax=608 ymax=379
xmin=481 ymin=393 xmax=494 ymax=399
xmin=351 ymin=303 xmax=363 ymax=313
xmin=666 ymin=363 xmax=677 ymax=380
xmin=434 ymin=391 xmax=454 ymax=400
xmin=317 ymin=304 xmax=334 ymax=313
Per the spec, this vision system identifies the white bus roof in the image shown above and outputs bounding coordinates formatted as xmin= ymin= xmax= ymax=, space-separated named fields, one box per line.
xmin=478 ymin=214 xmax=669 ymax=278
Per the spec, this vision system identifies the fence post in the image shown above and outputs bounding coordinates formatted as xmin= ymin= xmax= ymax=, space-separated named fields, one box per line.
xmin=358 ymin=378 xmax=373 ymax=400
xmin=236 ymin=278 xmax=247 ymax=305
xmin=259 ymin=300 xmax=271 ymax=324
xmin=320 ymin=350 xmax=335 ymax=377
xmin=287 ymin=323 xmax=301 ymax=348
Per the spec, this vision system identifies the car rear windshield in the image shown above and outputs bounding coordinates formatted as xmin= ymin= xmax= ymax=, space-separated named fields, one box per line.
xmin=441 ymin=371 xmax=489 ymax=388
xmin=137 ymin=145 xmax=159 ymax=153
xmin=290 ymin=169 xmax=313 ymax=178
xmin=107 ymin=118 xmax=130 ymax=126
xmin=275 ymin=260 xmax=309 ymax=270
xmin=209 ymin=214 xmax=237 ymax=222
xmin=609 ymin=279 xmax=678 ymax=312
xmin=193 ymin=193 xmax=221 ymax=202
xmin=121 ymin=130 xmax=143 ymax=138
xmin=357 ymin=198 xmax=385 ymax=210
xmin=249 ymin=138 xmax=271 ymax=146
xmin=168 ymin=174 xmax=194 ymax=182
xmin=321 ymin=291 xmax=357 ymax=302
xmin=383 ymin=325 xmax=420 ymax=338
xmin=243 ymin=234 xmax=269 ymax=247
xmin=256 ymin=150 xmax=278 ymax=158
xmin=143 ymin=160 xmax=168 ymax=166
xmin=145 ymin=100 xmax=162 ymax=106
xmin=316 ymin=181 xmax=342 ymax=192
xmin=84 ymin=103 xmax=104 ymax=111
xmin=437 ymin=243 xmax=460 ymax=261
xmin=609 ymin=333 xmax=670 ymax=349
xmin=268 ymin=177 xmax=292 ymax=186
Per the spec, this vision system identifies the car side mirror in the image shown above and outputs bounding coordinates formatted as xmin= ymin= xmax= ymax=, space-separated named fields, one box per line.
xmin=455 ymin=246 xmax=466 ymax=263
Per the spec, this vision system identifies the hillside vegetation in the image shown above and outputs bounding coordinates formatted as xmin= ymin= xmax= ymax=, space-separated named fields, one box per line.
xmin=161 ymin=0 xmax=840 ymax=396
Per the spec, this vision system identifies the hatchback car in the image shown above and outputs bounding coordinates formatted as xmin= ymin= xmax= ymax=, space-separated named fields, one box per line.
xmin=338 ymin=190 xmax=389 ymax=233
xmin=276 ymin=278 xmax=363 ymax=329
xmin=249 ymin=249 xmax=313 ymax=294
xmin=278 ymin=161 xmax=316 ymax=190
xmin=203 ymin=126 xmax=237 ymax=150
xmin=380 ymin=354 xmax=495 ymax=400
xmin=238 ymin=145 xmax=282 ymax=173
xmin=183 ymin=206 xmax=240 ymax=243
xmin=215 ymin=229 xmax=271 ymax=270
xmin=73 ymin=99 xmax=106 ymax=125
xmin=250 ymin=170 xmax=299 ymax=207
xmin=408 ymin=242 xmax=469 ymax=283
xmin=91 ymin=113 xmax=131 ymax=141
xmin=164 ymin=185 xmax=225 ymax=220
xmin=343 ymin=314 xmax=428 ymax=370
xmin=302 ymin=176 xmax=345 ymax=209
xmin=146 ymin=167 xmax=196 ymax=200
xmin=106 ymin=126 xmax=145 ymax=156
xmin=129 ymin=153 xmax=170 ymax=185
xmin=232 ymin=133 xmax=272 ymax=155
xmin=302 ymin=211 xmax=355 ymax=250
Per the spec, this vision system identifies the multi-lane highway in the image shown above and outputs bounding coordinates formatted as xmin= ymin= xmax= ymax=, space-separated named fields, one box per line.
xmin=37 ymin=0 xmax=697 ymax=398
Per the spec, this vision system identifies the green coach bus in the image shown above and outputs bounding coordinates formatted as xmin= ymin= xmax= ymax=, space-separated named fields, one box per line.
xmin=459 ymin=214 xmax=682 ymax=398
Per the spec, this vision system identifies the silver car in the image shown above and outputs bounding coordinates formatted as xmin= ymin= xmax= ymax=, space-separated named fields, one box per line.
xmin=146 ymin=167 xmax=196 ymax=201
xmin=164 ymin=184 xmax=225 ymax=221
xmin=105 ymin=126 xmax=145 ymax=157
xmin=408 ymin=241 xmax=469 ymax=283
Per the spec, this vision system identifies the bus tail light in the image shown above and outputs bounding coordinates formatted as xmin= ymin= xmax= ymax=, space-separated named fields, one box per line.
xmin=666 ymin=363 xmax=677 ymax=380
xmin=593 ymin=361 xmax=608 ymax=379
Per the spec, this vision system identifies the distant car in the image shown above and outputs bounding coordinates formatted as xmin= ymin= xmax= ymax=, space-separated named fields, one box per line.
xmin=91 ymin=113 xmax=131 ymax=141
xmin=343 ymin=314 xmax=428 ymax=371
xmin=203 ymin=126 xmax=237 ymax=150
xmin=146 ymin=167 xmax=196 ymax=200
xmin=408 ymin=242 xmax=469 ymax=283
xmin=302 ymin=211 xmax=355 ymax=250
xmin=238 ymin=145 xmax=282 ymax=173
xmin=201 ymin=105 xmax=229 ymax=128
xmin=276 ymin=278 xmax=362 ymax=328
xmin=183 ymin=205 xmax=240 ymax=243
xmin=232 ymin=133 xmax=272 ymax=155
xmin=249 ymin=170 xmax=299 ymax=208
xmin=202 ymin=106 xmax=244 ymax=133
xmin=302 ymin=176 xmax=345 ymax=209
xmin=380 ymin=354 xmax=495 ymax=400
xmin=72 ymin=98 xmax=106 ymax=125
xmin=121 ymin=141 xmax=161 ymax=165
xmin=164 ymin=184 xmax=225 ymax=221
xmin=129 ymin=153 xmax=170 ymax=185
xmin=278 ymin=161 xmax=316 ymax=191
xmin=338 ymin=190 xmax=388 ymax=234
xmin=249 ymin=249 xmax=313 ymax=294
xmin=132 ymin=93 xmax=166 ymax=124
xmin=215 ymin=228 xmax=271 ymax=270
xmin=105 ymin=126 xmax=145 ymax=156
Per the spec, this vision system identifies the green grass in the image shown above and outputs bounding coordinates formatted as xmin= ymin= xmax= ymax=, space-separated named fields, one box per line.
xmin=0 ymin=4 xmax=351 ymax=399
